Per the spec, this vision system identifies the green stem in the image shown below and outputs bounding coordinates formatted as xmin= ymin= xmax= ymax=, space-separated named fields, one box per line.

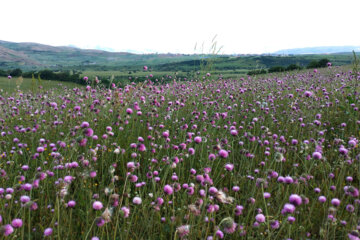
xmin=57 ymin=196 xmax=61 ymax=239
xmin=261 ymin=186 xmax=271 ymax=239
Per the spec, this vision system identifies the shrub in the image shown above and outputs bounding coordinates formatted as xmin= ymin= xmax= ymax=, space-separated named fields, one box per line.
xmin=286 ymin=64 xmax=302 ymax=71
xmin=307 ymin=58 xmax=330 ymax=69
xmin=268 ymin=66 xmax=286 ymax=73
xmin=307 ymin=60 xmax=319 ymax=69
xmin=318 ymin=58 xmax=330 ymax=68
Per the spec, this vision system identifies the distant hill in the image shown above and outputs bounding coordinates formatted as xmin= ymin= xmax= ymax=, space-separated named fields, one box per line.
xmin=0 ymin=40 xmax=197 ymax=70
xmin=153 ymin=54 xmax=354 ymax=72
xmin=0 ymin=40 xmax=357 ymax=72
xmin=273 ymin=46 xmax=360 ymax=55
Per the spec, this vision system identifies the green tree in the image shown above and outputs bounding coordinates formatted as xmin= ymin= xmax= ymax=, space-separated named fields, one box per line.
xmin=9 ymin=68 xmax=22 ymax=77
xmin=318 ymin=58 xmax=330 ymax=68
xmin=307 ymin=60 xmax=319 ymax=69
xmin=307 ymin=59 xmax=330 ymax=69
xmin=286 ymin=64 xmax=302 ymax=71
xmin=268 ymin=66 xmax=286 ymax=73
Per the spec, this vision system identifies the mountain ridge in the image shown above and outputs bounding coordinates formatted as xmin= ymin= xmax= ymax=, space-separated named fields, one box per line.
xmin=0 ymin=40 xmax=196 ymax=70
xmin=0 ymin=40 xmax=358 ymax=70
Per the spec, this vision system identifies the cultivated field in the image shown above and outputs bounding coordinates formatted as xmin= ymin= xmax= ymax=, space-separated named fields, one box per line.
xmin=0 ymin=66 xmax=359 ymax=239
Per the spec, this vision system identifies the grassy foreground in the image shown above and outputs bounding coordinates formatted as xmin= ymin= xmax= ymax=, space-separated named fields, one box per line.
xmin=0 ymin=66 xmax=359 ymax=239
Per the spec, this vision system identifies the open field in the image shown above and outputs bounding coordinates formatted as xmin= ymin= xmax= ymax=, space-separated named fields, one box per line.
xmin=0 ymin=66 xmax=359 ymax=239
xmin=0 ymin=77 xmax=82 ymax=93
xmin=80 ymin=69 xmax=249 ymax=85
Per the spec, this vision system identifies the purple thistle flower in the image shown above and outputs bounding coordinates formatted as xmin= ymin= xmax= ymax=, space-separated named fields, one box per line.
xmin=20 ymin=195 xmax=30 ymax=203
xmin=318 ymin=196 xmax=327 ymax=203
xmin=121 ymin=206 xmax=130 ymax=218
xmin=208 ymin=153 xmax=216 ymax=161
xmin=93 ymin=201 xmax=103 ymax=210
xmin=270 ymin=220 xmax=280 ymax=229
xmin=11 ymin=219 xmax=23 ymax=228
xmin=44 ymin=228 xmax=53 ymax=236
xmin=312 ymin=152 xmax=322 ymax=160
xmin=331 ymin=198 xmax=341 ymax=207
xmin=218 ymin=149 xmax=229 ymax=158
xmin=84 ymin=128 xmax=94 ymax=137
xmin=188 ymin=148 xmax=195 ymax=155
xmin=287 ymin=216 xmax=296 ymax=223
xmin=194 ymin=136 xmax=202 ymax=143
xmin=282 ymin=203 xmax=296 ymax=214
xmin=36 ymin=147 xmax=45 ymax=153
xmin=304 ymin=91 xmax=313 ymax=97
xmin=1 ymin=224 xmax=14 ymax=236
xmin=126 ymin=108 xmax=133 ymax=114
xmin=164 ymin=185 xmax=173 ymax=195
xmin=255 ymin=213 xmax=265 ymax=223
xmin=289 ymin=194 xmax=302 ymax=206
xmin=80 ymin=121 xmax=90 ymax=128
xmin=224 ymin=163 xmax=234 ymax=171
xmin=67 ymin=200 xmax=76 ymax=208
xmin=235 ymin=205 xmax=244 ymax=216
xmin=216 ymin=230 xmax=224 ymax=239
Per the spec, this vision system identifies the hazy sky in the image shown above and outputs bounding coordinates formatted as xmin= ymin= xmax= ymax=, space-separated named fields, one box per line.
xmin=1 ymin=0 xmax=359 ymax=54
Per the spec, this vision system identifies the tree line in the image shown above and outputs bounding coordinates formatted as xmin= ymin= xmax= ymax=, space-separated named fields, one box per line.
xmin=248 ymin=58 xmax=331 ymax=76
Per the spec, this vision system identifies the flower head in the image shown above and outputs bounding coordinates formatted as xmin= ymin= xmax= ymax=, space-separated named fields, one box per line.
xmin=255 ymin=213 xmax=265 ymax=223
xmin=1 ymin=224 xmax=14 ymax=236
xmin=176 ymin=225 xmax=190 ymax=238
xmin=289 ymin=194 xmax=302 ymax=206
xmin=11 ymin=219 xmax=23 ymax=228
xmin=93 ymin=201 xmax=103 ymax=210
xmin=164 ymin=184 xmax=173 ymax=195
xmin=44 ymin=228 xmax=53 ymax=236
xmin=132 ymin=197 xmax=142 ymax=205
xmin=331 ymin=198 xmax=341 ymax=207
xmin=219 ymin=149 xmax=228 ymax=158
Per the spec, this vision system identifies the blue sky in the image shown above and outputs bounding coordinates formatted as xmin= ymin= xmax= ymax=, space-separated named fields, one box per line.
xmin=1 ymin=0 xmax=359 ymax=54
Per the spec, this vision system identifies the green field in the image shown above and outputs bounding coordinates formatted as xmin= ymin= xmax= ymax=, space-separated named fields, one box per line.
xmin=80 ymin=69 xmax=247 ymax=83
xmin=0 ymin=77 xmax=82 ymax=93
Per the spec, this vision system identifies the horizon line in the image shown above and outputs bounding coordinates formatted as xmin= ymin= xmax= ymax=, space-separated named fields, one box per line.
xmin=1 ymin=39 xmax=360 ymax=55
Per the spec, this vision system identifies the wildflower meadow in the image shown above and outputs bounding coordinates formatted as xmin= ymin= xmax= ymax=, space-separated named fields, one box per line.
xmin=0 ymin=65 xmax=359 ymax=239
